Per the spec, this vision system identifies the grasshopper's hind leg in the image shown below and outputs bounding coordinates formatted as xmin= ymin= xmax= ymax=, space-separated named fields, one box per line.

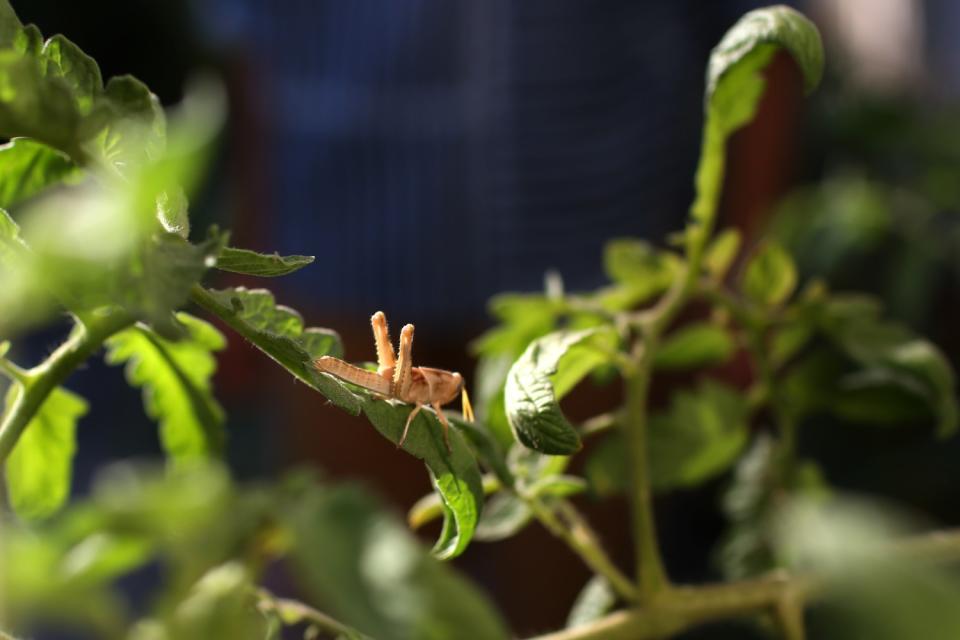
xmin=393 ymin=324 xmax=414 ymax=397
xmin=399 ymin=403 xmax=423 ymax=448
xmin=371 ymin=311 xmax=396 ymax=376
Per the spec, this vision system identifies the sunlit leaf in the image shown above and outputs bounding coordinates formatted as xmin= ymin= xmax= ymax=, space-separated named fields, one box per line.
xmin=215 ymin=247 xmax=315 ymax=277
xmin=39 ymin=35 xmax=102 ymax=114
xmin=690 ymin=6 xmax=822 ymax=240
xmin=105 ymin=313 xmax=227 ymax=461
xmin=192 ymin=287 xmax=354 ymax=410
xmin=5 ymin=385 xmax=86 ymax=520
xmin=505 ymin=329 xmax=613 ymax=454
xmin=0 ymin=138 xmax=81 ymax=209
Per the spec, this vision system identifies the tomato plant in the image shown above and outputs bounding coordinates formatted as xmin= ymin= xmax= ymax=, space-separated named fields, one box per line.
xmin=1 ymin=3 xmax=959 ymax=639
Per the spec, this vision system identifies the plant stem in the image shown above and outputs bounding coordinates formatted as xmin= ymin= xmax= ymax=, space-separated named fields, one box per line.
xmin=255 ymin=588 xmax=368 ymax=640
xmin=526 ymin=496 xmax=638 ymax=603
xmin=622 ymin=350 xmax=668 ymax=600
xmin=531 ymin=527 xmax=960 ymax=640
xmin=0 ymin=310 xmax=134 ymax=464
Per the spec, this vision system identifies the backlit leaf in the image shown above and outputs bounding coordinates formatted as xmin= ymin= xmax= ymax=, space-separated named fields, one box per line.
xmin=0 ymin=138 xmax=81 ymax=209
xmin=215 ymin=247 xmax=315 ymax=277
xmin=105 ymin=313 xmax=227 ymax=461
xmin=5 ymin=385 xmax=86 ymax=520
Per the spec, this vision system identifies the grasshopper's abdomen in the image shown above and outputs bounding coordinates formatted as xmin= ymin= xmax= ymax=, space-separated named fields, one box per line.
xmin=315 ymin=356 xmax=393 ymax=396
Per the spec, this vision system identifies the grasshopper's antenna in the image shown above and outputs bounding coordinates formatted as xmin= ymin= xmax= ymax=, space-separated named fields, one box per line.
xmin=461 ymin=387 xmax=475 ymax=423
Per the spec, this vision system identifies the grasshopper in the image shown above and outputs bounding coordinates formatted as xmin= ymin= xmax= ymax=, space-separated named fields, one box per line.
xmin=315 ymin=311 xmax=473 ymax=452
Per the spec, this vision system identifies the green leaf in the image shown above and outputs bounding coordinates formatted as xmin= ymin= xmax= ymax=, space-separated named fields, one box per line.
xmin=527 ymin=474 xmax=587 ymax=499
xmin=192 ymin=287 xmax=355 ymax=411
xmin=156 ymin=187 xmax=189 ymax=238
xmin=0 ymin=205 xmax=25 ymax=262
xmin=0 ymin=138 xmax=82 ymax=208
xmin=105 ymin=313 xmax=227 ymax=461
xmin=135 ymin=231 xmax=227 ymax=337
xmin=166 ymin=563 xmax=268 ymax=640
xmin=566 ymin=575 xmax=617 ymax=629
xmin=654 ymin=322 xmax=735 ymax=370
xmin=359 ymin=400 xmax=484 ymax=559
xmin=13 ymin=24 xmax=40 ymax=57
xmin=0 ymin=51 xmax=83 ymax=159
xmin=599 ymin=238 xmax=679 ymax=310
xmin=474 ymin=492 xmax=532 ymax=542
xmin=88 ymin=74 xmax=166 ymax=172
xmin=690 ymin=6 xmax=822 ymax=233
xmin=286 ymin=485 xmax=510 ymax=640
xmin=5 ymin=385 xmax=86 ymax=520
xmin=215 ymin=247 xmax=315 ymax=277
xmin=650 ymin=381 xmax=750 ymax=490
xmin=819 ymin=295 xmax=958 ymax=435
xmin=706 ymin=6 xmax=824 ymax=117
xmin=704 ymin=228 xmax=741 ymax=280
xmin=471 ymin=293 xmax=558 ymax=357
xmin=505 ymin=329 xmax=612 ymax=454
xmin=741 ymin=241 xmax=797 ymax=306
xmin=586 ymin=381 xmax=749 ymax=495
xmin=39 ymin=35 xmax=102 ymax=114
xmin=0 ymin=0 xmax=22 ymax=48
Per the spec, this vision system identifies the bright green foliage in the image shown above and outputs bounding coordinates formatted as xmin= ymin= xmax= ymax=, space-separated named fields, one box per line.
xmin=287 ymin=485 xmax=509 ymax=640
xmin=0 ymin=138 xmax=81 ymax=208
xmin=5 ymin=385 xmax=86 ymax=520
xmin=105 ymin=313 xmax=227 ymax=462
xmin=654 ymin=323 xmax=735 ymax=370
xmin=215 ymin=247 xmax=315 ymax=277
xmin=742 ymin=241 xmax=797 ymax=306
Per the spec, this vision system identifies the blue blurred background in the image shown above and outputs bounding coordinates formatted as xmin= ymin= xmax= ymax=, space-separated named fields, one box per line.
xmin=15 ymin=0 xmax=960 ymax=636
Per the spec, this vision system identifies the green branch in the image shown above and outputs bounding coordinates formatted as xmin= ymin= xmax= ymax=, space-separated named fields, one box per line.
xmin=0 ymin=310 xmax=134 ymax=464
xmin=526 ymin=495 xmax=638 ymax=603
xmin=255 ymin=588 xmax=367 ymax=640
xmin=531 ymin=527 xmax=960 ymax=640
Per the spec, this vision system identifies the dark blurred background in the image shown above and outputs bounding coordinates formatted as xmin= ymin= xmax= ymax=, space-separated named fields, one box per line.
xmin=15 ymin=0 xmax=960 ymax=637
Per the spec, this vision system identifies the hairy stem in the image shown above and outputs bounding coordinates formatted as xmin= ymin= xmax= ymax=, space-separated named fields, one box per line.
xmin=526 ymin=496 xmax=638 ymax=603
xmin=0 ymin=310 xmax=134 ymax=464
